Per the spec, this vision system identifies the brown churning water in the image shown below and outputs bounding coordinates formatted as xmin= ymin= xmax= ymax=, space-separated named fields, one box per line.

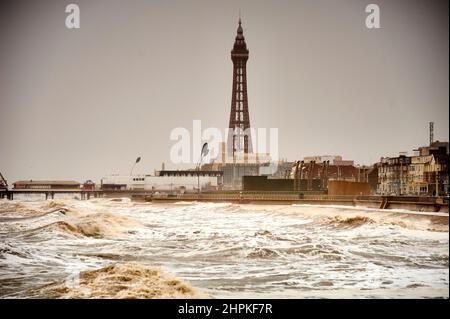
xmin=0 ymin=197 xmax=448 ymax=298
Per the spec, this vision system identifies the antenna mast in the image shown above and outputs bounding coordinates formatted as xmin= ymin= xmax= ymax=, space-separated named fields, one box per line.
xmin=429 ymin=122 xmax=434 ymax=145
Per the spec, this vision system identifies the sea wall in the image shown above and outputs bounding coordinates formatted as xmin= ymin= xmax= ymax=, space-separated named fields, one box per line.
xmin=149 ymin=193 xmax=449 ymax=213
xmin=327 ymin=181 xmax=371 ymax=196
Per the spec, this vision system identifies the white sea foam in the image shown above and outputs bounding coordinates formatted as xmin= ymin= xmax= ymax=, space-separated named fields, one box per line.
xmin=0 ymin=197 xmax=448 ymax=298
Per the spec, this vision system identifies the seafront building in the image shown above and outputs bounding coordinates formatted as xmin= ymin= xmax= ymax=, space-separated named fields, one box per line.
xmin=100 ymin=171 xmax=222 ymax=192
xmin=377 ymin=141 xmax=449 ymax=196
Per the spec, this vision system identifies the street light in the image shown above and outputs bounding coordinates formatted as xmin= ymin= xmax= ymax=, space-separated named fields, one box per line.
xmin=130 ymin=156 xmax=141 ymax=176
xmin=197 ymin=143 xmax=209 ymax=194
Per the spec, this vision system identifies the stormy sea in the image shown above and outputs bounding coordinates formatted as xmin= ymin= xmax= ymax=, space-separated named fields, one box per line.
xmin=0 ymin=196 xmax=448 ymax=299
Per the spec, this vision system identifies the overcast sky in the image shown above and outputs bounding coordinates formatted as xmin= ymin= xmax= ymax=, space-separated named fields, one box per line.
xmin=0 ymin=0 xmax=448 ymax=183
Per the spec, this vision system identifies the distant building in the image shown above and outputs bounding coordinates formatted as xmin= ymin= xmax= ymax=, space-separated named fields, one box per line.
xmin=289 ymin=161 xmax=360 ymax=182
xmin=333 ymin=160 xmax=355 ymax=166
xmin=209 ymin=142 xmax=272 ymax=165
xmin=303 ymin=155 xmax=354 ymax=166
xmin=284 ymin=159 xmax=376 ymax=193
xmin=366 ymin=164 xmax=379 ymax=193
xmin=378 ymin=155 xmax=411 ymax=195
xmin=101 ymin=175 xmax=146 ymax=190
xmin=82 ymin=180 xmax=95 ymax=190
xmin=303 ymin=155 xmax=340 ymax=163
xmin=13 ymin=180 xmax=80 ymax=190
xmin=100 ymin=171 xmax=223 ymax=192
xmin=268 ymin=160 xmax=295 ymax=179
xmin=377 ymin=143 xmax=449 ymax=196
xmin=417 ymin=141 xmax=449 ymax=156
xmin=205 ymin=142 xmax=273 ymax=190
xmin=242 ymin=176 xmax=294 ymax=192
xmin=221 ymin=163 xmax=260 ymax=190
xmin=150 ymin=170 xmax=222 ymax=192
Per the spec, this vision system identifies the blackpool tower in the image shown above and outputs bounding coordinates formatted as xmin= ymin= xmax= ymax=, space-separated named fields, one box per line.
xmin=227 ymin=18 xmax=252 ymax=156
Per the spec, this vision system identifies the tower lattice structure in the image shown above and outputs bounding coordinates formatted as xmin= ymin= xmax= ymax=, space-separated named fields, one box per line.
xmin=227 ymin=18 xmax=252 ymax=156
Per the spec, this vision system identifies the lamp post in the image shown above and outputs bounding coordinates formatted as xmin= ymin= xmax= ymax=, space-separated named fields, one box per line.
xmin=400 ymin=160 xmax=403 ymax=196
xmin=130 ymin=156 xmax=141 ymax=176
xmin=197 ymin=143 xmax=209 ymax=194
xmin=435 ymin=171 xmax=439 ymax=197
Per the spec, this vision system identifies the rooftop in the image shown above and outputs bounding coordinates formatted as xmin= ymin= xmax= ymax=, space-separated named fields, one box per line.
xmin=13 ymin=180 xmax=80 ymax=185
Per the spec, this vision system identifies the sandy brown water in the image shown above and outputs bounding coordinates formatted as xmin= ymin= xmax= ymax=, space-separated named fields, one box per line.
xmin=0 ymin=196 xmax=448 ymax=298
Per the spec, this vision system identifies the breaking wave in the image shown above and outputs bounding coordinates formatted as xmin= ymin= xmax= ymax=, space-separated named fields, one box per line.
xmin=33 ymin=212 xmax=140 ymax=238
xmin=33 ymin=263 xmax=201 ymax=299
xmin=0 ymin=200 xmax=42 ymax=219
xmin=325 ymin=215 xmax=375 ymax=227
xmin=271 ymin=204 xmax=449 ymax=232
xmin=1 ymin=198 xmax=448 ymax=299
xmin=0 ymin=200 xmax=27 ymax=213
xmin=0 ymin=243 xmax=31 ymax=259
xmin=0 ymin=200 xmax=140 ymax=238
xmin=247 ymin=247 xmax=280 ymax=259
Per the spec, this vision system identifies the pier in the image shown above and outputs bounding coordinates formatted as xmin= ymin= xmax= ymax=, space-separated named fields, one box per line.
xmin=0 ymin=189 xmax=106 ymax=200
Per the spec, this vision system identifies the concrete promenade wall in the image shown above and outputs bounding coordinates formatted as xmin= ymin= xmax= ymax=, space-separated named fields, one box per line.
xmin=327 ymin=181 xmax=371 ymax=196
xmin=150 ymin=193 xmax=449 ymax=213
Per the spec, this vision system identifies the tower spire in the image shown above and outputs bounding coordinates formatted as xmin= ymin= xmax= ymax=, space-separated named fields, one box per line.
xmin=228 ymin=18 xmax=252 ymax=156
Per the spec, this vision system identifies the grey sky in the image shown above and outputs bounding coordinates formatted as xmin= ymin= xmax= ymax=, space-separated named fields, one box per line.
xmin=0 ymin=0 xmax=448 ymax=183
